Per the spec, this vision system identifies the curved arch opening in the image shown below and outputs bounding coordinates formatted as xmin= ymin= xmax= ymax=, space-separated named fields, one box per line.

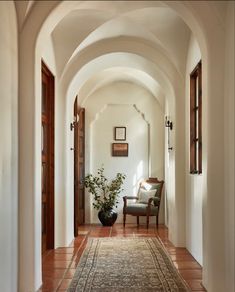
xmin=18 ymin=2 xmax=232 ymax=292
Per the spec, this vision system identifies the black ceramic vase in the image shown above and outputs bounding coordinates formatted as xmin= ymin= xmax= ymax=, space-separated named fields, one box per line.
xmin=98 ymin=209 xmax=118 ymax=226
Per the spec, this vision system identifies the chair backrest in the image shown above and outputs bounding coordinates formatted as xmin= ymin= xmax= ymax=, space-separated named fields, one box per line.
xmin=138 ymin=177 xmax=164 ymax=206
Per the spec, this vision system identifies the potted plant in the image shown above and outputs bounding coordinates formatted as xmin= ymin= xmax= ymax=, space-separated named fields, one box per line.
xmin=84 ymin=166 xmax=126 ymax=226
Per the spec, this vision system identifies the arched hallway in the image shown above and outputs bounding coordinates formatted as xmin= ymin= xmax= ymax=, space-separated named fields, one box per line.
xmin=0 ymin=1 xmax=234 ymax=292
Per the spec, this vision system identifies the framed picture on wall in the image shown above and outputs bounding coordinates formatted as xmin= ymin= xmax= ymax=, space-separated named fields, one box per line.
xmin=114 ymin=127 xmax=126 ymax=141
xmin=112 ymin=143 xmax=128 ymax=157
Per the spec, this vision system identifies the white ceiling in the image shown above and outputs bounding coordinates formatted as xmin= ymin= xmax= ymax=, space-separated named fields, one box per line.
xmin=79 ymin=67 xmax=164 ymax=108
xmin=52 ymin=6 xmax=191 ymax=78
xmin=15 ymin=1 xmax=226 ymax=105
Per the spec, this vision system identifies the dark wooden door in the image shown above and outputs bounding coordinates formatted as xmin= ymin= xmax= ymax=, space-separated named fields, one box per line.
xmin=41 ymin=61 xmax=54 ymax=254
xmin=74 ymin=98 xmax=85 ymax=236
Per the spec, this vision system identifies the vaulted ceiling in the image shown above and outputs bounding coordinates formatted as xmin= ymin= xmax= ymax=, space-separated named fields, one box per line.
xmin=52 ymin=5 xmax=191 ymax=77
xmin=14 ymin=1 xmax=228 ymax=105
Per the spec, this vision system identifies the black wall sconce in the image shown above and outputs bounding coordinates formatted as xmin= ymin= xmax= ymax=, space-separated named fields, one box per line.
xmin=165 ymin=116 xmax=173 ymax=130
xmin=165 ymin=116 xmax=173 ymax=151
xmin=70 ymin=113 xmax=79 ymax=131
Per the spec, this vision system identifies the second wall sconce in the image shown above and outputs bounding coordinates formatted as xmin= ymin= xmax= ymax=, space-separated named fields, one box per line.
xmin=70 ymin=113 xmax=79 ymax=131
xmin=165 ymin=116 xmax=173 ymax=151
xmin=165 ymin=116 xmax=173 ymax=130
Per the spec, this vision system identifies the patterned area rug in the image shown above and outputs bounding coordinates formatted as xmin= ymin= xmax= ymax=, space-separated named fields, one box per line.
xmin=68 ymin=237 xmax=190 ymax=292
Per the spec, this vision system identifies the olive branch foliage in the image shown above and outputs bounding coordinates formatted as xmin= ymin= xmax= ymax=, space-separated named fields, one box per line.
xmin=84 ymin=166 xmax=126 ymax=212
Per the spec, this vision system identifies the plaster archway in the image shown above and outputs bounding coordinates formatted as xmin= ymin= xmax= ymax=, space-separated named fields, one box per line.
xmin=56 ymin=48 xmax=176 ymax=239
xmin=60 ymin=47 xmax=182 ymax=242
xmin=79 ymin=68 xmax=165 ymax=108
xmin=18 ymin=2 xmax=230 ymax=292
xmin=68 ymin=70 xmax=166 ymax=226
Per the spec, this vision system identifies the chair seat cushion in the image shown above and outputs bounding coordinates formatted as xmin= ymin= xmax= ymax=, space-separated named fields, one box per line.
xmin=125 ymin=203 xmax=158 ymax=215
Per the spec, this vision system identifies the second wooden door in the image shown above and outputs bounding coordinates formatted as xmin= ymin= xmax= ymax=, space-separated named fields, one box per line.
xmin=74 ymin=97 xmax=85 ymax=236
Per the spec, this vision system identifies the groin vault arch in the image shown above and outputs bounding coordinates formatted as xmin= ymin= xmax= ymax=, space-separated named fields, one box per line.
xmin=16 ymin=2 xmax=233 ymax=292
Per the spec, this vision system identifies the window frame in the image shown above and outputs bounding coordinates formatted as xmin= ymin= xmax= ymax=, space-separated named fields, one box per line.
xmin=190 ymin=61 xmax=202 ymax=174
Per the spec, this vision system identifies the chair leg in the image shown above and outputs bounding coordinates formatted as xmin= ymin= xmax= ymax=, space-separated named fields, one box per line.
xmin=146 ymin=215 xmax=149 ymax=229
xmin=156 ymin=215 xmax=158 ymax=228
xmin=137 ymin=216 xmax=139 ymax=226
xmin=123 ymin=213 xmax=126 ymax=227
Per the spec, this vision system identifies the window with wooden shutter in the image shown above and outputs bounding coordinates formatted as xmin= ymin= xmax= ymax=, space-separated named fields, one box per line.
xmin=190 ymin=61 xmax=202 ymax=174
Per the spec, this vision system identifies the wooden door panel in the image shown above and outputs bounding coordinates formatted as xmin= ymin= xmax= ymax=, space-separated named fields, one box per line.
xmin=42 ymin=80 xmax=47 ymax=113
xmin=79 ymin=136 xmax=84 ymax=157
xmin=41 ymin=61 xmax=54 ymax=254
xmin=73 ymin=97 xmax=79 ymax=236
xmin=74 ymin=98 xmax=85 ymax=236
xmin=79 ymin=162 xmax=84 ymax=182
xmin=77 ymin=108 xmax=85 ymax=226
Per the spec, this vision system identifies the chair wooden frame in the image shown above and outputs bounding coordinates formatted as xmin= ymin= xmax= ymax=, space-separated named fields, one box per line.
xmin=123 ymin=178 xmax=164 ymax=228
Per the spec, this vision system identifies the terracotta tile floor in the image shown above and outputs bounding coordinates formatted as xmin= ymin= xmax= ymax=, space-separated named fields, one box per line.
xmin=40 ymin=224 xmax=206 ymax=291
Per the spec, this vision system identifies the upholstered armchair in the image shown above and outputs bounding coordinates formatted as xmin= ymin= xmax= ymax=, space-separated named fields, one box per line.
xmin=123 ymin=178 xmax=164 ymax=228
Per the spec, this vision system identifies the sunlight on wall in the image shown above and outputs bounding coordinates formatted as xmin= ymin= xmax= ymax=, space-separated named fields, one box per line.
xmin=132 ymin=173 xmax=137 ymax=195
xmin=137 ymin=160 xmax=143 ymax=180
xmin=132 ymin=160 xmax=144 ymax=195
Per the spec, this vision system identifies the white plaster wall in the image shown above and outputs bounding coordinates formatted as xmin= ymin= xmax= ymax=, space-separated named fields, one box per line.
xmin=91 ymin=104 xmax=149 ymax=223
xmin=0 ymin=2 xmax=18 ymax=291
xmin=42 ymin=35 xmax=57 ymax=74
xmin=82 ymin=82 xmax=165 ymax=225
xmin=224 ymin=2 xmax=234 ymax=291
xmin=200 ymin=17 xmax=226 ymax=292
xmin=185 ymin=34 xmax=203 ymax=265
xmin=65 ymin=89 xmax=75 ymax=245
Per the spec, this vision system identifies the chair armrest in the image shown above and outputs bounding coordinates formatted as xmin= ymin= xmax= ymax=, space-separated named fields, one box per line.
xmin=148 ymin=197 xmax=153 ymax=207
xmin=123 ymin=196 xmax=138 ymax=200
xmin=147 ymin=197 xmax=160 ymax=207
xmin=123 ymin=196 xmax=138 ymax=208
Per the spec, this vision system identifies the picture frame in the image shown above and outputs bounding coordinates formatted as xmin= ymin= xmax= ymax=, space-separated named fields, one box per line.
xmin=112 ymin=143 xmax=128 ymax=157
xmin=114 ymin=127 xmax=126 ymax=141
